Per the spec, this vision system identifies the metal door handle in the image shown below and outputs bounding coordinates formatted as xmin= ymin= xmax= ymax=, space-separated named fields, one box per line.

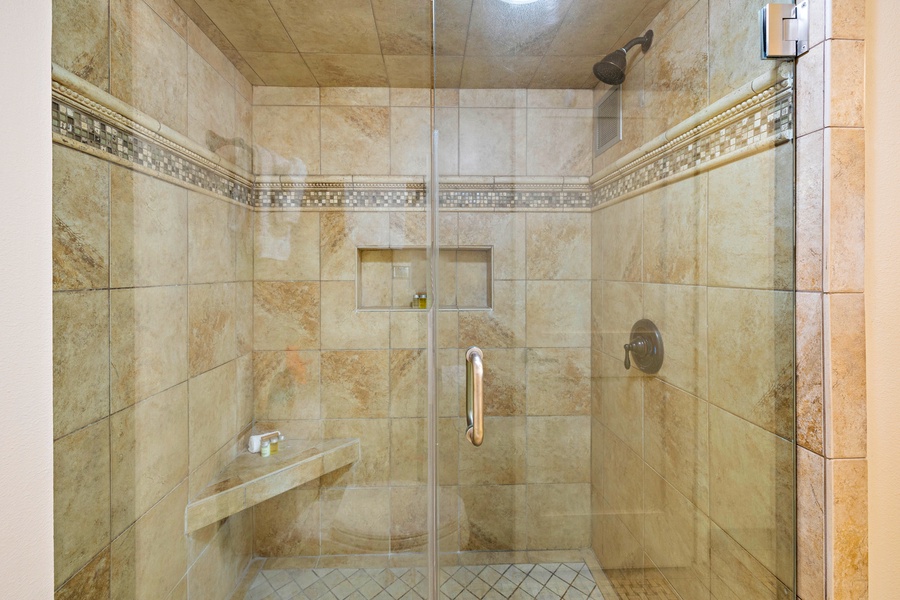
xmin=465 ymin=346 xmax=484 ymax=446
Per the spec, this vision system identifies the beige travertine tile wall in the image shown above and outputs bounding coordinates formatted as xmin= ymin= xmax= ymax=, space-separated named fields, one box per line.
xmin=590 ymin=0 xmax=800 ymax=598
xmin=53 ymin=0 xmax=872 ymax=590
xmin=52 ymin=0 xmax=254 ymax=597
xmin=591 ymin=153 xmax=796 ymax=599
xmin=795 ymin=0 xmax=868 ymax=599
xmin=591 ymin=0 xmax=782 ymax=176
xmin=250 ymin=207 xmax=592 ymax=557
xmin=248 ymin=84 xmax=593 ymax=558
xmin=53 ymin=0 xmax=253 ymax=171
xmin=252 ymin=86 xmax=594 ymax=178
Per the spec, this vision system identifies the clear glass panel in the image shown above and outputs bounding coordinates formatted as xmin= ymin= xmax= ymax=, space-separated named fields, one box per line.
xmin=52 ymin=0 xmax=796 ymax=596
xmin=241 ymin=39 xmax=435 ymax=600
xmin=434 ymin=1 xmax=797 ymax=599
xmin=51 ymin=0 xmax=435 ymax=596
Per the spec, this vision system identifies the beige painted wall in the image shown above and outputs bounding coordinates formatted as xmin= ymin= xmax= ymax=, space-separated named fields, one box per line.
xmin=865 ymin=0 xmax=900 ymax=596
xmin=0 ymin=1 xmax=54 ymax=598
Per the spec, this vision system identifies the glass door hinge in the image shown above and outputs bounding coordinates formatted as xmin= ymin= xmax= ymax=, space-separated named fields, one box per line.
xmin=760 ymin=1 xmax=810 ymax=59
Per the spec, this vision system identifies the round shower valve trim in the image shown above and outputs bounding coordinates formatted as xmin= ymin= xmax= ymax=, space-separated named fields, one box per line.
xmin=623 ymin=319 xmax=664 ymax=374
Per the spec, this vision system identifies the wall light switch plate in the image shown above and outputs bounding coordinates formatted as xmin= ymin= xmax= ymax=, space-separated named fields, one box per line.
xmin=393 ymin=265 xmax=410 ymax=279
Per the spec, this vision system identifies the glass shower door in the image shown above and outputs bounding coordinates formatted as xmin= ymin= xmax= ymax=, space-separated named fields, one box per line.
xmin=431 ymin=1 xmax=797 ymax=599
xmin=431 ymin=0 xmax=599 ymax=589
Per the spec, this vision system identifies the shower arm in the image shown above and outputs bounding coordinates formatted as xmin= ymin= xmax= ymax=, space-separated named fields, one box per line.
xmin=620 ymin=38 xmax=643 ymax=52
xmin=619 ymin=31 xmax=653 ymax=54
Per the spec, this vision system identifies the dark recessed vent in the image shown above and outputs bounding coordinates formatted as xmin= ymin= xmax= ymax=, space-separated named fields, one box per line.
xmin=594 ymin=86 xmax=622 ymax=156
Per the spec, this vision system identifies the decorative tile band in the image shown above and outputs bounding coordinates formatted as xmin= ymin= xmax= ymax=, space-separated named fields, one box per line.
xmin=52 ymin=86 xmax=254 ymax=206
xmin=51 ymin=69 xmax=792 ymax=211
xmin=254 ymin=181 xmax=427 ymax=209
xmin=590 ymin=74 xmax=794 ymax=206
xmin=440 ymin=185 xmax=591 ymax=210
xmin=52 ymin=89 xmax=590 ymax=210
xmin=253 ymin=182 xmax=592 ymax=210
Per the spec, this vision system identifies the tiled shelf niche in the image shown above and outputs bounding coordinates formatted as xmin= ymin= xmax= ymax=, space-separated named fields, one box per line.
xmin=358 ymin=247 xmax=492 ymax=310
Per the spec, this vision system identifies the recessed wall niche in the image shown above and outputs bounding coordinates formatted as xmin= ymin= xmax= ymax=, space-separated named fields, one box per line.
xmin=357 ymin=247 xmax=492 ymax=310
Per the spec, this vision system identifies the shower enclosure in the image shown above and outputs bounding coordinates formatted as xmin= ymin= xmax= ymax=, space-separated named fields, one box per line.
xmin=50 ymin=0 xmax=796 ymax=598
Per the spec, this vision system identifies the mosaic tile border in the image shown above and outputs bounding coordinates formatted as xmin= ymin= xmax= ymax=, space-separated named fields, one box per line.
xmin=51 ymin=71 xmax=791 ymax=211
xmin=51 ymin=95 xmax=252 ymax=206
xmin=440 ymin=184 xmax=591 ymax=210
xmin=255 ymin=181 xmax=427 ymax=209
xmin=255 ymin=183 xmax=592 ymax=210
xmin=590 ymin=75 xmax=794 ymax=206
xmin=52 ymin=87 xmax=589 ymax=210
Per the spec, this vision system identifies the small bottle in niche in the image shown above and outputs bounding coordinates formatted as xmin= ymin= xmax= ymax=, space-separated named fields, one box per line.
xmin=417 ymin=292 xmax=427 ymax=309
xmin=270 ymin=435 xmax=280 ymax=454
xmin=260 ymin=440 xmax=271 ymax=458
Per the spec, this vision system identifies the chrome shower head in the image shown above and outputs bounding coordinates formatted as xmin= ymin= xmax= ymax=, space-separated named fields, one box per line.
xmin=593 ymin=30 xmax=654 ymax=85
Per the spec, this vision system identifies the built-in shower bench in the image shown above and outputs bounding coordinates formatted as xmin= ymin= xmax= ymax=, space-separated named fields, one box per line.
xmin=185 ymin=438 xmax=360 ymax=533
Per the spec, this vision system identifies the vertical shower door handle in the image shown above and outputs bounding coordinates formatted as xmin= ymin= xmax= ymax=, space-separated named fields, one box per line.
xmin=465 ymin=347 xmax=484 ymax=446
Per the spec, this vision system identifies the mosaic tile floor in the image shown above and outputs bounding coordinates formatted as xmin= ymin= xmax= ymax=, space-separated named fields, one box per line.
xmin=602 ymin=570 xmax=681 ymax=600
xmin=244 ymin=562 xmax=607 ymax=600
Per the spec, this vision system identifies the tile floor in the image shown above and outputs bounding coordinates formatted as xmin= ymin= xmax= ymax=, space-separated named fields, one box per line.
xmin=600 ymin=569 xmax=681 ymax=600
xmin=244 ymin=562 xmax=607 ymax=600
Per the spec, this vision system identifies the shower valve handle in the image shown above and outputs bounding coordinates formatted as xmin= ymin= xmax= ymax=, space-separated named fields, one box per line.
xmin=623 ymin=338 xmax=649 ymax=370
xmin=622 ymin=319 xmax=665 ymax=374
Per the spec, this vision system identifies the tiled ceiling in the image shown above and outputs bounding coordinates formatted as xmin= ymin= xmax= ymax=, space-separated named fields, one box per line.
xmin=173 ymin=0 xmax=669 ymax=88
